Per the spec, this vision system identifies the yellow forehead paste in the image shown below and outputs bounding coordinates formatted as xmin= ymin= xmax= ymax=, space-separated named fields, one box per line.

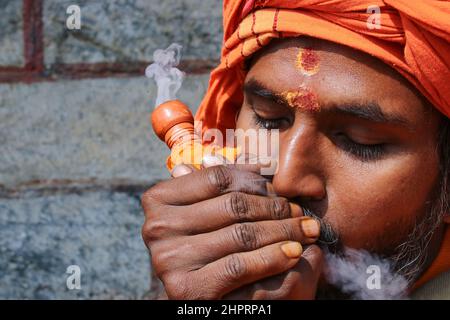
xmin=280 ymin=87 xmax=320 ymax=112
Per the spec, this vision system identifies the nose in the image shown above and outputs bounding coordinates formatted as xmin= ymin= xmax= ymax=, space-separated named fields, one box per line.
xmin=271 ymin=124 xmax=326 ymax=201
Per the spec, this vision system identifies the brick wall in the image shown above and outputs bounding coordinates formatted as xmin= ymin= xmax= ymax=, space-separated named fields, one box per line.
xmin=0 ymin=0 xmax=222 ymax=299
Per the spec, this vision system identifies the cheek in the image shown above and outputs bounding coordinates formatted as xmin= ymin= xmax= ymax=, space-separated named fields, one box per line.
xmin=326 ymin=153 xmax=439 ymax=251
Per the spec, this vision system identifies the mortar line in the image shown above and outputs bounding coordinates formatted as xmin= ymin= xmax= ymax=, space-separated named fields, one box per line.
xmin=0 ymin=178 xmax=159 ymax=199
xmin=23 ymin=0 xmax=44 ymax=73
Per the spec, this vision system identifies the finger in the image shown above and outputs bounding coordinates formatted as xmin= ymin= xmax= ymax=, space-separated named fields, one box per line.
xmin=203 ymin=153 xmax=274 ymax=172
xmin=151 ymin=217 xmax=320 ymax=272
xmin=233 ymin=153 xmax=278 ymax=177
xmin=188 ymin=241 xmax=304 ymax=299
xmin=156 ymin=193 xmax=303 ymax=235
xmin=143 ymin=165 xmax=270 ymax=206
xmin=171 ymin=164 xmax=196 ymax=178
xmin=228 ymin=153 xmax=277 ymax=196
xmin=223 ymin=245 xmax=324 ymax=300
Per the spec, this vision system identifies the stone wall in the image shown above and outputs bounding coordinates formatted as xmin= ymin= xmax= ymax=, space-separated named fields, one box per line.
xmin=0 ymin=0 xmax=222 ymax=299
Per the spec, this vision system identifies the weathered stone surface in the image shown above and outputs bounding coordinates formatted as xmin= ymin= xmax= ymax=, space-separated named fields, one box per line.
xmin=0 ymin=74 xmax=209 ymax=187
xmin=0 ymin=190 xmax=151 ymax=299
xmin=0 ymin=0 xmax=221 ymax=300
xmin=43 ymin=0 xmax=223 ymax=66
xmin=0 ymin=1 xmax=24 ymax=66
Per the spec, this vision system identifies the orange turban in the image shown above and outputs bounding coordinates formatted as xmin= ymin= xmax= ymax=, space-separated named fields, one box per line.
xmin=195 ymin=0 xmax=450 ymax=135
xmin=194 ymin=0 xmax=450 ymax=292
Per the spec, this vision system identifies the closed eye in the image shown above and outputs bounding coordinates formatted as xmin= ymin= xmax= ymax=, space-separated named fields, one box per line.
xmin=334 ymin=132 xmax=386 ymax=161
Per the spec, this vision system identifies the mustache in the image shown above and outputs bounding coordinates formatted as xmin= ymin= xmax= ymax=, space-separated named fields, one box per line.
xmin=302 ymin=207 xmax=340 ymax=252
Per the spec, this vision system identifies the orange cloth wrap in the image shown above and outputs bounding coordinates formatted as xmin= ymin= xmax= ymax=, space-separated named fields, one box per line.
xmin=194 ymin=0 xmax=450 ymax=290
xmin=196 ymin=0 xmax=450 ymax=135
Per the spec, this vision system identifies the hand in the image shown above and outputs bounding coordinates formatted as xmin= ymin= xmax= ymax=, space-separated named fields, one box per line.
xmin=141 ymin=162 xmax=323 ymax=299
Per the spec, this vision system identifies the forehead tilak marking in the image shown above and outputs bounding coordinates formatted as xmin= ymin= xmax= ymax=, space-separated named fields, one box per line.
xmin=279 ymin=86 xmax=320 ymax=112
xmin=296 ymin=47 xmax=320 ymax=76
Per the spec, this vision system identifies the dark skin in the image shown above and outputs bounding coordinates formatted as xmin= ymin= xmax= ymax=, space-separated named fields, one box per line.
xmin=142 ymin=37 xmax=449 ymax=299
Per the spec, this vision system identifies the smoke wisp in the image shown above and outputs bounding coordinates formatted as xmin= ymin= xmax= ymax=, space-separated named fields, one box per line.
xmin=323 ymin=248 xmax=409 ymax=300
xmin=145 ymin=43 xmax=185 ymax=107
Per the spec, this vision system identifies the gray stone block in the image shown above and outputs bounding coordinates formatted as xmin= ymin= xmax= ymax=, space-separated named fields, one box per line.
xmin=0 ymin=190 xmax=152 ymax=299
xmin=0 ymin=74 xmax=209 ymax=187
xmin=0 ymin=0 xmax=24 ymax=66
xmin=43 ymin=0 xmax=223 ymax=66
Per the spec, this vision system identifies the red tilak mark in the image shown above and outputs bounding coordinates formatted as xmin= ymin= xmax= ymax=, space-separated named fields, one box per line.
xmin=296 ymin=48 xmax=320 ymax=76
xmin=280 ymin=87 xmax=320 ymax=112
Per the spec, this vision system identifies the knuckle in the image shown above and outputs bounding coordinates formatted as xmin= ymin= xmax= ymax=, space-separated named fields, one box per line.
xmin=280 ymin=221 xmax=296 ymax=241
xmin=276 ymin=283 xmax=293 ymax=298
xmin=227 ymin=192 xmax=250 ymax=220
xmin=270 ymin=198 xmax=290 ymax=220
xmin=140 ymin=190 xmax=152 ymax=211
xmin=141 ymin=186 xmax=161 ymax=211
xmin=206 ymin=165 xmax=233 ymax=193
xmin=232 ymin=223 xmax=259 ymax=250
xmin=150 ymin=243 xmax=183 ymax=280
xmin=224 ymin=254 xmax=247 ymax=280
xmin=256 ymin=249 xmax=272 ymax=270
xmin=253 ymin=288 xmax=269 ymax=300
xmin=164 ymin=272 xmax=218 ymax=300
xmin=141 ymin=218 xmax=169 ymax=244
xmin=149 ymin=249 xmax=166 ymax=278
xmin=163 ymin=273 xmax=188 ymax=299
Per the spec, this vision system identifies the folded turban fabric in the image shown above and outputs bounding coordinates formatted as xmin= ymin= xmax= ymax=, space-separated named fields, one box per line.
xmin=195 ymin=0 xmax=450 ymax=135
xmin=194 ymin=0 xmax=450 ymax=292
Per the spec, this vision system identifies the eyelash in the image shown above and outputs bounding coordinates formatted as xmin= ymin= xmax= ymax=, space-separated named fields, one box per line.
xmin=338 ymin=136 xmax=385 ymax=161
xmin=252 ymin=111 xmax=385 ymax=162
xmin=252 ymin=113 xmax=286 ymax=130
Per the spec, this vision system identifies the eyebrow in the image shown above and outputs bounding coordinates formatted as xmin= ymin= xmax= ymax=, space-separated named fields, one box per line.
xmin=243 ymin=78 xmax=412 ymax=128
xmin=244 ymin=79 xmax=290 ymax=108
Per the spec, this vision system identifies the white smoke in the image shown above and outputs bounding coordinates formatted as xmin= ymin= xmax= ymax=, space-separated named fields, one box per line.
xmin=145 ymin=43 xmax=185 ymax=107
xmin=324 ymin=248 xmax=409 ymax=300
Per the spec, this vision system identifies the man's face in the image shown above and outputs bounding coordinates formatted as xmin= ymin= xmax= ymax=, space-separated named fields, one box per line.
xmin=236 ymin=38 xmax=442 ymax=269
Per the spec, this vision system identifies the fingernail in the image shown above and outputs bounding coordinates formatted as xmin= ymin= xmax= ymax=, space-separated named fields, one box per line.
xmin=281 ymin=241 xmax=303 ymax=258
xmin=300 ymin=217 xmax=320 ymax=238
xmin=171 ymin=165 xmax=193 ymax=177
xmin=202 ymin=155 xmax=225 ymax=167
xmin=289 ymin=203 xmax=302 ymax=218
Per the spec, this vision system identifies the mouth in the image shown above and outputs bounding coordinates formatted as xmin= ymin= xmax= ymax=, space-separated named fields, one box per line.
xmin=302 ymin=206 xmax=341 ymax=252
